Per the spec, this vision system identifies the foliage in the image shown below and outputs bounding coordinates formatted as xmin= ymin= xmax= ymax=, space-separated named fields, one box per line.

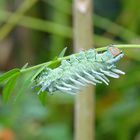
xmin=0 ymin=0 xmax=140 ymax=140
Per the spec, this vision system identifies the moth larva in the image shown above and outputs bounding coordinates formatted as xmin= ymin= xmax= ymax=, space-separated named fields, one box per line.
xmin=33 ymin=45 xmax=125 ymax=95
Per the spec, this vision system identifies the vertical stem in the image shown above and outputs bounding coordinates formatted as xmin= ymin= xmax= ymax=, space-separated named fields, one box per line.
xmin=73 ymin=0 xmax=94 ymax=140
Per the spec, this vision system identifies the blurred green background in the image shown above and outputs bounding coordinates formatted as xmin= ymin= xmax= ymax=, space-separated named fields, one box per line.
xmin=0 ymin=0 xmax=140 ymax=140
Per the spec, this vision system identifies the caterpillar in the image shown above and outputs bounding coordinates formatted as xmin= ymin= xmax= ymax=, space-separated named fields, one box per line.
xmin=33 ymin=45 xmax=125 ymax=95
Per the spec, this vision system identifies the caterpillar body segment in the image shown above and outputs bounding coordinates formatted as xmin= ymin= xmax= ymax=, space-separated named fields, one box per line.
xmin=33 ymin=46 xmax=125 ymax=95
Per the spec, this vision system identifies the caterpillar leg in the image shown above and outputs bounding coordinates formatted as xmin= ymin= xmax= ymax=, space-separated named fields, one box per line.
xmin=82 ymin=70 xmax=101 ymax=84
xmin=56 ymin=85 xmax=77 ymax=95
xmin=101 ymin=75 xmax=110 ymax=82
xmin=92 ymin=69 xmax=104 ymax=76
xmin=41 ymin=83 xmax=50 ymax=92
xmin=56 ymin=86 xmax=72 ymax=93
xmin=94 ymin=74 xmax=109 ymax=85
xmin=76 ymin=73 xmax=96 ymax=85
xmin=62 ymin=82 xmax=80 ymax=90
xmin=100 ymin=68 xmax=119 ymax=78
xmin=69 ymin=77 xmax=86 ymax=87
xmin=111 ymin=68 xmax=125 ymax=75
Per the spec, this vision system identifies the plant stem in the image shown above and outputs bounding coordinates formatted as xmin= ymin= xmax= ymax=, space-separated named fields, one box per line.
xmin=73 ymin=0 xmax=94 ymax=140
xmin=97 ymin=44 xmax=140 ymax=51
xmin=20 ymin=44 xmax=140 ymax=74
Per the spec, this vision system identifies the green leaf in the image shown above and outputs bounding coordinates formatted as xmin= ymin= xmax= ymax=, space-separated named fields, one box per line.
xmin=31 ymin=66 xmax=46 ymax=81
xmin=53 ymin=56 xmax=58 ymax=60
xmin=0 ymin=68 xmax=20 ymax=84
xmin=14 ymin=72 xmax=34 ymax=102
xmin=2 ymin=73 xmax=20 ymax=103
xmin=21 ymin=63 xmax=28 ymax=70
xmin=58 ymin=47 xmax=67 ymax=58
xmin=48 ymin=60 xmax=60 ymax=69
xmin=39 ymin=91 xmax=47 ymax=105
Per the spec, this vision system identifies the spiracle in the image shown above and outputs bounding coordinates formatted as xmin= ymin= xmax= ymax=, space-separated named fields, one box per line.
xmin=33 ymin=45 xmax=125 ymax=95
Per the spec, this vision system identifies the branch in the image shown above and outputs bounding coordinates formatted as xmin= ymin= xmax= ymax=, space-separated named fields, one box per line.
xmin=19 ymin=44 xmax=140 ymax=74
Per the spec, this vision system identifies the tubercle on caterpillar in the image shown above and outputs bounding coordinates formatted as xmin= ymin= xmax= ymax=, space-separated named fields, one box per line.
xmin=32 ymin=45 xmax=125 ymax=95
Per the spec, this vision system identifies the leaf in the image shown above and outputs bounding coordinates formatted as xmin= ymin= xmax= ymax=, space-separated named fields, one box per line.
xmin=48 ymin=60 xmax=60 ymax=69
xmin=2 ymin=73 xmax=20 ymax=103
xmin=14 ymin=72 xmax=34 ymax=102
xmin=21 ymin=63 xmax=28 ymax=70
xmin=39 ymin=91 xmax=47 ymax=105
xmin=58 ymin=47 xmax=67 ymax=58
xmin=31 ymin=66 xmax=46 ymax=81
xmin=0 ymin=68 xmax=20 ymax=84
xmin=53 ymin=56 xmax=58 ymax=60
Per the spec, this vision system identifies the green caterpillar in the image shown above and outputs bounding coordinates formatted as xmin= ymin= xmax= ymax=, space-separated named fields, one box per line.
xmin=33 ymin=45 xmax=125 ymax=95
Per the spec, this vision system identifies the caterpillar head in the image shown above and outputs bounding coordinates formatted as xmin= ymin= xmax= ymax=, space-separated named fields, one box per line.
xmin=105 ymin=46 xmax=124 ymax=65
xmin=108 ymin=46 xmax=122 ymax=57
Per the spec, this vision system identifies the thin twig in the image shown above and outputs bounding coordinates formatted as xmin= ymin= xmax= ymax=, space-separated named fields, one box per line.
xmin=20 ymin=44 xmax=140 ymax=74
